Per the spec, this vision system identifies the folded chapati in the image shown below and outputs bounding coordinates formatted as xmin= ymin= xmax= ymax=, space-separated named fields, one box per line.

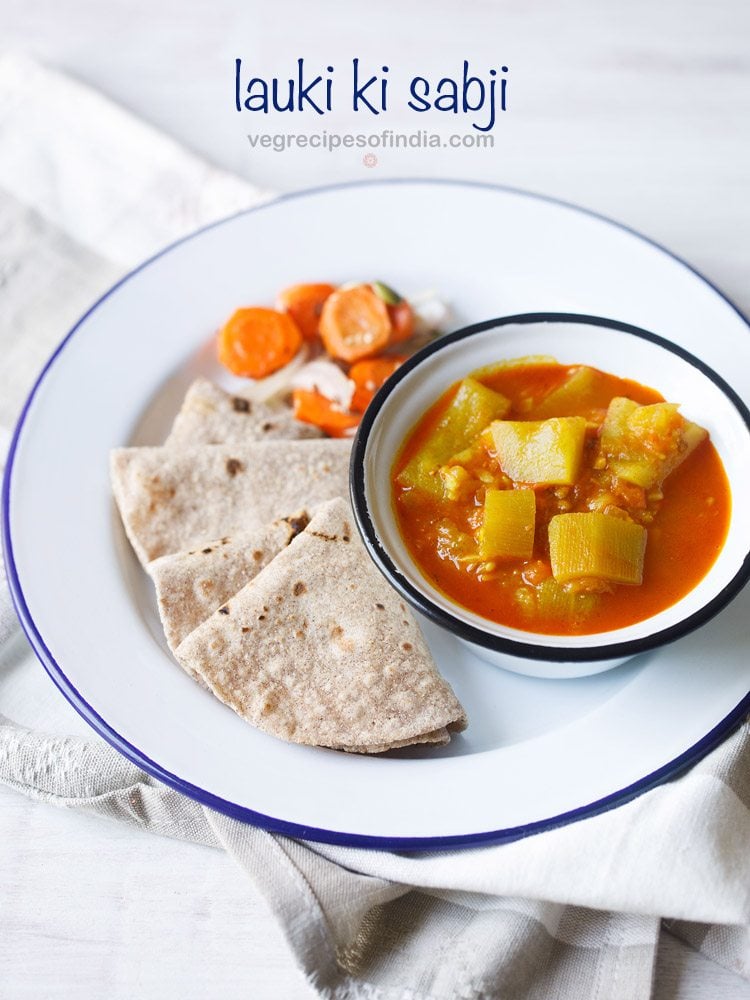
xmin=166 ymin=378 xmax=321 ymax=447
xmin=175 ymin=498 xmax=467 ymax=753
xmin=110 ymin=439 xmax=351 ymax=564
xmin=148 ymin=512 xmax=310 ymax=652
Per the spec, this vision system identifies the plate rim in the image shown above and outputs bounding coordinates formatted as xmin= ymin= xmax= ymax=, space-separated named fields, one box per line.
xmin=3 ymin=176 xmax=750 ymax=851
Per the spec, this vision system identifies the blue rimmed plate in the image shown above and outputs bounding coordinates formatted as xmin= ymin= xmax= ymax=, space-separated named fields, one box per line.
xmin=3 ymin=179 xmax=750 ymax=849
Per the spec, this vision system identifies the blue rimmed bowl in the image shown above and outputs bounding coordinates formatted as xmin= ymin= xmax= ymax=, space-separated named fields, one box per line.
xmin=350 ymin=313 xmax=750 ymax=678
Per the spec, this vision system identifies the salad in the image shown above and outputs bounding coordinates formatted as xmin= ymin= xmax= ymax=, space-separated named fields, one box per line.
xmin=216 ymin=281 xmax=449 ymax=437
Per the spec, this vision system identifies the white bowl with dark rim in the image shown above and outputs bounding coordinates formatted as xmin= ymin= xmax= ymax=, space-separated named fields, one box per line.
xmin=350 ymin=313 xmax=750 ymax=678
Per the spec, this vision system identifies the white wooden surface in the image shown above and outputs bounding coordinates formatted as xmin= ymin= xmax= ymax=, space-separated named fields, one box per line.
xmin=1 ymin=1 xmax=749 ymax=996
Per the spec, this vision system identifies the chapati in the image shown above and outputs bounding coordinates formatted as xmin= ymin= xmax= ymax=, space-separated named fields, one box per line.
xmin=110 ymin=438 xmax=350 ymax=564
xmin=148 ymin=512 xmax=310 ymax=651
xmin=175 ymin=498 xmax=467 ymax=753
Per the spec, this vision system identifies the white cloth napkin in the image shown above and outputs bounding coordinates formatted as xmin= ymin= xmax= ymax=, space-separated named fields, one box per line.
xmin=0 ymin=53 xmax=748 ymax=1000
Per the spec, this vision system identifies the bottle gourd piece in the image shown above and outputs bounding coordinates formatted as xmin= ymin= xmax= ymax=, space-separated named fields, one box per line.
xmin=549 ymin=512 xmax=647 ymax=586
xmin=398 ymin=378 xmax=511 ymax=496
xmin=479 ymin=488 xmax=536 ymax=560
xmin=490 ymin=416 xmax=587 ymax=486
xmin=529 ymin=366 xmax=615 ymax=419
xmin=599 ymin=397 xmax=707 ymax=490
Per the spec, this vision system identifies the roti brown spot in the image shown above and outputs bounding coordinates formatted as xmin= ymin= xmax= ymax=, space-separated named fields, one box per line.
xmin=260 ymin=694 xmax=278 ymax=716
xmin=293 ymin=581 xmax=306 ymax=596
xmin=284 ymin=512 xmax=311 ymax=539
xmin=145 ymin=476 xmax=176 ymax=514
xmin=232 ymin=397 xmax=251 ymax=413
xmin=226 ymin=458 xmax=243 ymax=478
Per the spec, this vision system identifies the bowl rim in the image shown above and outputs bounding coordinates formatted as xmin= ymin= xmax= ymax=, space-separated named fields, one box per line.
xmin=350 ymin=311 xmax=750 ymax=662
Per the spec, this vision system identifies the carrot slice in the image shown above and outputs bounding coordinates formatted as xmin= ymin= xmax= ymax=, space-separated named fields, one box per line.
xmin=387 ymin=301 xmax=415 ymax=344
xmin=350 ymin=356 xmax=407 ymax=413
xmin=292 ymin=388 xmax=360 ymax=436
xmin=319 ymin=285 xmax=391 ymax=363
xmin=218 ymin=307 xmax=302 ymax=379
xmin=276 ymin=283 xmax=336 ymax=341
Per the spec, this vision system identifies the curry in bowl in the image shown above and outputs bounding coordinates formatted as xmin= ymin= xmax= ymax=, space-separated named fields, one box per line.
xmin=393 ymin=359 xmax=730 ymax=636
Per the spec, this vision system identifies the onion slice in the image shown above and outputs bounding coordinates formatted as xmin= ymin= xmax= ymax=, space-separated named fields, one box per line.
xmin=291 ymin=358 xmax=356 ymax=410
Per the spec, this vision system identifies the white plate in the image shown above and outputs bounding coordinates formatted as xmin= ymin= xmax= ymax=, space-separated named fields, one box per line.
xmin=3 ymin=179 xmax=750 ymax=849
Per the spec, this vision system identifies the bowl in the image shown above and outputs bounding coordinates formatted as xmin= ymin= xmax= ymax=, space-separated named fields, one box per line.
xmin=350 ymin=313 xmax=750 ymax=678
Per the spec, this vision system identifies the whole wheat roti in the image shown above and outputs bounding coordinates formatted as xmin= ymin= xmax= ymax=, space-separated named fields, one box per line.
xmin=110 ymin=439 xmax=350 ymax=564
xmin=166 ymin=377 xmax=321 ymax=446
xmin=176 ymin=498 xmax=467 ymax=753
xmin=148 ymin=512 xmax=310 ymax=652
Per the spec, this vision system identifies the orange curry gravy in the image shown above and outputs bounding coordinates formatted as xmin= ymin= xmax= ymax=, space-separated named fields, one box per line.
xmin=392 ymin=362 xmax=731 ymax=635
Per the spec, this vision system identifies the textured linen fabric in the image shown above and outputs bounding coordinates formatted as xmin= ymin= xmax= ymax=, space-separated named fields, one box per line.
xmin=0 ymin=52 xmax=748 ymax=1000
